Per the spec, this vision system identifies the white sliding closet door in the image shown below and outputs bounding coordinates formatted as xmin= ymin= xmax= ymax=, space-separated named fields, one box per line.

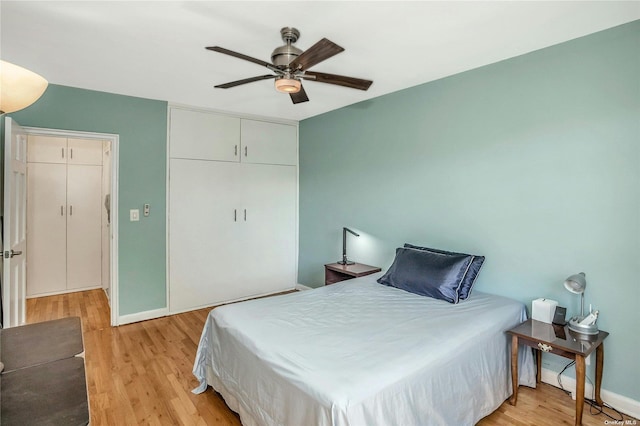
xmin=26 ymin=163 xmax=67 ymax=296
xmin=66 ymin=165 xmax=103 ymax=290
xmin=169 ymin=159 xmax=243 ymax=312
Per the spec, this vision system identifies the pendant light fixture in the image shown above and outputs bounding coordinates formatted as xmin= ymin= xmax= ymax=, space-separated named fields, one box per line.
xmin=0 ymin=60 xmax=48 ymax=114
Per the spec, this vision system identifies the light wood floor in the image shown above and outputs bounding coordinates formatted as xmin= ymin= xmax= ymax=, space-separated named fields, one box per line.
xmin=27 ymin=289 xmax=635 ymax=426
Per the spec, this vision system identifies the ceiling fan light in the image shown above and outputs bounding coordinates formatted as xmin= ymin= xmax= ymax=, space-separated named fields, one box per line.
xmin=275 ymin=78 xmax=301 ymax=94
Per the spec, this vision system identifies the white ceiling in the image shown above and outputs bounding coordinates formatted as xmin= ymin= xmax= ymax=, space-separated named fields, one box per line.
xmin=1 ymin=1 xmax=638 ymax=122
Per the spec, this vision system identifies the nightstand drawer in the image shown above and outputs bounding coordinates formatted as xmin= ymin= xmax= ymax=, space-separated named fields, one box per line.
xmin=518 ymin=338 xmax=575 ymax=359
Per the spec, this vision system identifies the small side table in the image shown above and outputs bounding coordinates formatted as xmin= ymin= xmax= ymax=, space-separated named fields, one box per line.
xmin=507 ymin=319 xmax=609 ymax=426
xmin=324 ymin=262 xmax=381 ymax=285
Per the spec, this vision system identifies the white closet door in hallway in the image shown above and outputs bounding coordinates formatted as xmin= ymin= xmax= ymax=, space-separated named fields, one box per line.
xmin=26 ymin=163 xmax=67 ymax=296
xmin=67 ymin=138 xmax=103 ymax=165
xmin=26 ymin=135 xmax=105 ymax=297
xmin=66 ymin=164 xmax=103 ymax=290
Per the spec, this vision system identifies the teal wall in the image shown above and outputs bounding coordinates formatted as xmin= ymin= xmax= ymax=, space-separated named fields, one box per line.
xmin=4 ymin=85 xmax=167 ymax=315
xmin=299 ymin=21 xmax=640 ymax=401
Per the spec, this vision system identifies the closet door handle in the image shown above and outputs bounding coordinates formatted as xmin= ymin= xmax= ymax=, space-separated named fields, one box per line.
xmin=69 ymin=205 xmax=73 ymax=216
xmin=234 ymin=209 xmax=237 ymax=222
xmin=62 ymin=148 xmax=65 ymax=159
xmin=70 ymin=148 xmax=73 ymax=159
xmin=61 ymin=205 xmax=64 ymax=216
xmin=234 ymin=145 xmax=238 ymax=156
xmin=244 ymin=146 xmax=247 ymax=157
xmin=244 ymin=209 xmax=246 ymax=221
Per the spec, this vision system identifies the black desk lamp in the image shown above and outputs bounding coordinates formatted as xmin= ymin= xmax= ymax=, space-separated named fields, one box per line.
xmin=337 ymin=227 xmax=360 ymax=265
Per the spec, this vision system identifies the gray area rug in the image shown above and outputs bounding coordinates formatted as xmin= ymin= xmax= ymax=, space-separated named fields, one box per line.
xmin=0 ymin=317 xmax=83 ymax=372
xmin=1 ymin=356 xmax=89 ymax=425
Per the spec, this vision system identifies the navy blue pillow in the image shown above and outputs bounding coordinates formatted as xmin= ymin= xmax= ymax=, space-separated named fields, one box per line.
xmin=404 ymin=243 xmax=484 ymax=300
xmin=377 ymin=247 xmax=476 ymax=303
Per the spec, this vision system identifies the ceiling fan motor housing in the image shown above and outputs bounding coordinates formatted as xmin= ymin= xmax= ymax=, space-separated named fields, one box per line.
xmin=271 ymin=27 xmax=302 ymax=68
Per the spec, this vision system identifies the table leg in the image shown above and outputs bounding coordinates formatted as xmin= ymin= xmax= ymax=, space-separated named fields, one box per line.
xmin=595 ymin=343 xmax=604 ymax=406
xmin=509 ymin=334 xmax=518 ymax=405
xmin=575 ymin=355 xmax=585 ymax=426
xmin=536 ymin=349 xmax=542 ymax=383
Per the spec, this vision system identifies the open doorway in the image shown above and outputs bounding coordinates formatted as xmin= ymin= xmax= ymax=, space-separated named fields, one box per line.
xmin=21 ymin=126 xmax=119 ymax=325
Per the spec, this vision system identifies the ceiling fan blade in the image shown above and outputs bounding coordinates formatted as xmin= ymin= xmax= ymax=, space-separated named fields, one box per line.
xmin=302 ymin=71 xmax=373 ymax=91
xmin=290 ymin=84 xmax=309 ymax=104
xmin=288 ymin=38 xmax=344 ymax=71
xmin=206 ymin=46 xmax=279 ymax=72
xmin=215 ymin=74 xmax=276 ymax=89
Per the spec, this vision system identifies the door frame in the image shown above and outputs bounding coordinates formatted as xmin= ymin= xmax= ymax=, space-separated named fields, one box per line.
xmin=22 ymin=126 xmax=120 ymax=326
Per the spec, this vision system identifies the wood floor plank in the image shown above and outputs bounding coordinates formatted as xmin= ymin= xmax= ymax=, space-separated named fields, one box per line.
xmin=26 ymin=290 xmax=636 ymax=425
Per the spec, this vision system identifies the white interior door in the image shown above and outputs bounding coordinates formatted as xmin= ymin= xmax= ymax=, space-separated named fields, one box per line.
xmin=26 ymin=163 xmax=67 ymax=296
xmin=2 ymin=117 xmax=28 ymax=328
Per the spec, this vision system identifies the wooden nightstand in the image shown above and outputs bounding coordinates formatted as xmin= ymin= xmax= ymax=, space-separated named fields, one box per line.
xmin=507 ymin=319 xmax=609 ymax=426
xmin=324 ymin=263 xmax=382 ymax=285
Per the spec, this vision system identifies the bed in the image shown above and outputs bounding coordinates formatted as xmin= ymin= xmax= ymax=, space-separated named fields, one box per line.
xmin=193 ymin=271 xmax=536 ymax=426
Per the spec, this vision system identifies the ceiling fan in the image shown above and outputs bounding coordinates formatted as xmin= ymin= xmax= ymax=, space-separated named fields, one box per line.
xmin=206 ymin=27 xmax=373 ymax=104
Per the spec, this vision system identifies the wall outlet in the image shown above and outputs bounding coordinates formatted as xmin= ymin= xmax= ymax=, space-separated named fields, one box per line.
xmin=143 ymin=203 xmax=150 ymax=217
xmin=130 ymin=209 xmax=140 ymax=222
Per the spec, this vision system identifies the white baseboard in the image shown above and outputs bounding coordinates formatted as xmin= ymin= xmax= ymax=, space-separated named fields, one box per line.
xmin=541 ymin=367 xmax=640 ymax=419
xmin=117 ymin=307 xmax=169 ymax=326
xmin=295 ymin=283 xmax=313 ymax=291
xmin=26 ymin=285 xmax=103 ymax=299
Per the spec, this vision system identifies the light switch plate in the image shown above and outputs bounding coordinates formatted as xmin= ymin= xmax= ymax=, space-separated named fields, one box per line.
xmin=130 ymin=209 xmax=140 ymax=222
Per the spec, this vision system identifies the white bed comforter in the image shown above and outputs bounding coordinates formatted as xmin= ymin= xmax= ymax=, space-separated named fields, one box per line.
xmin=193 ymin=273 xmax=535 ymax=426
